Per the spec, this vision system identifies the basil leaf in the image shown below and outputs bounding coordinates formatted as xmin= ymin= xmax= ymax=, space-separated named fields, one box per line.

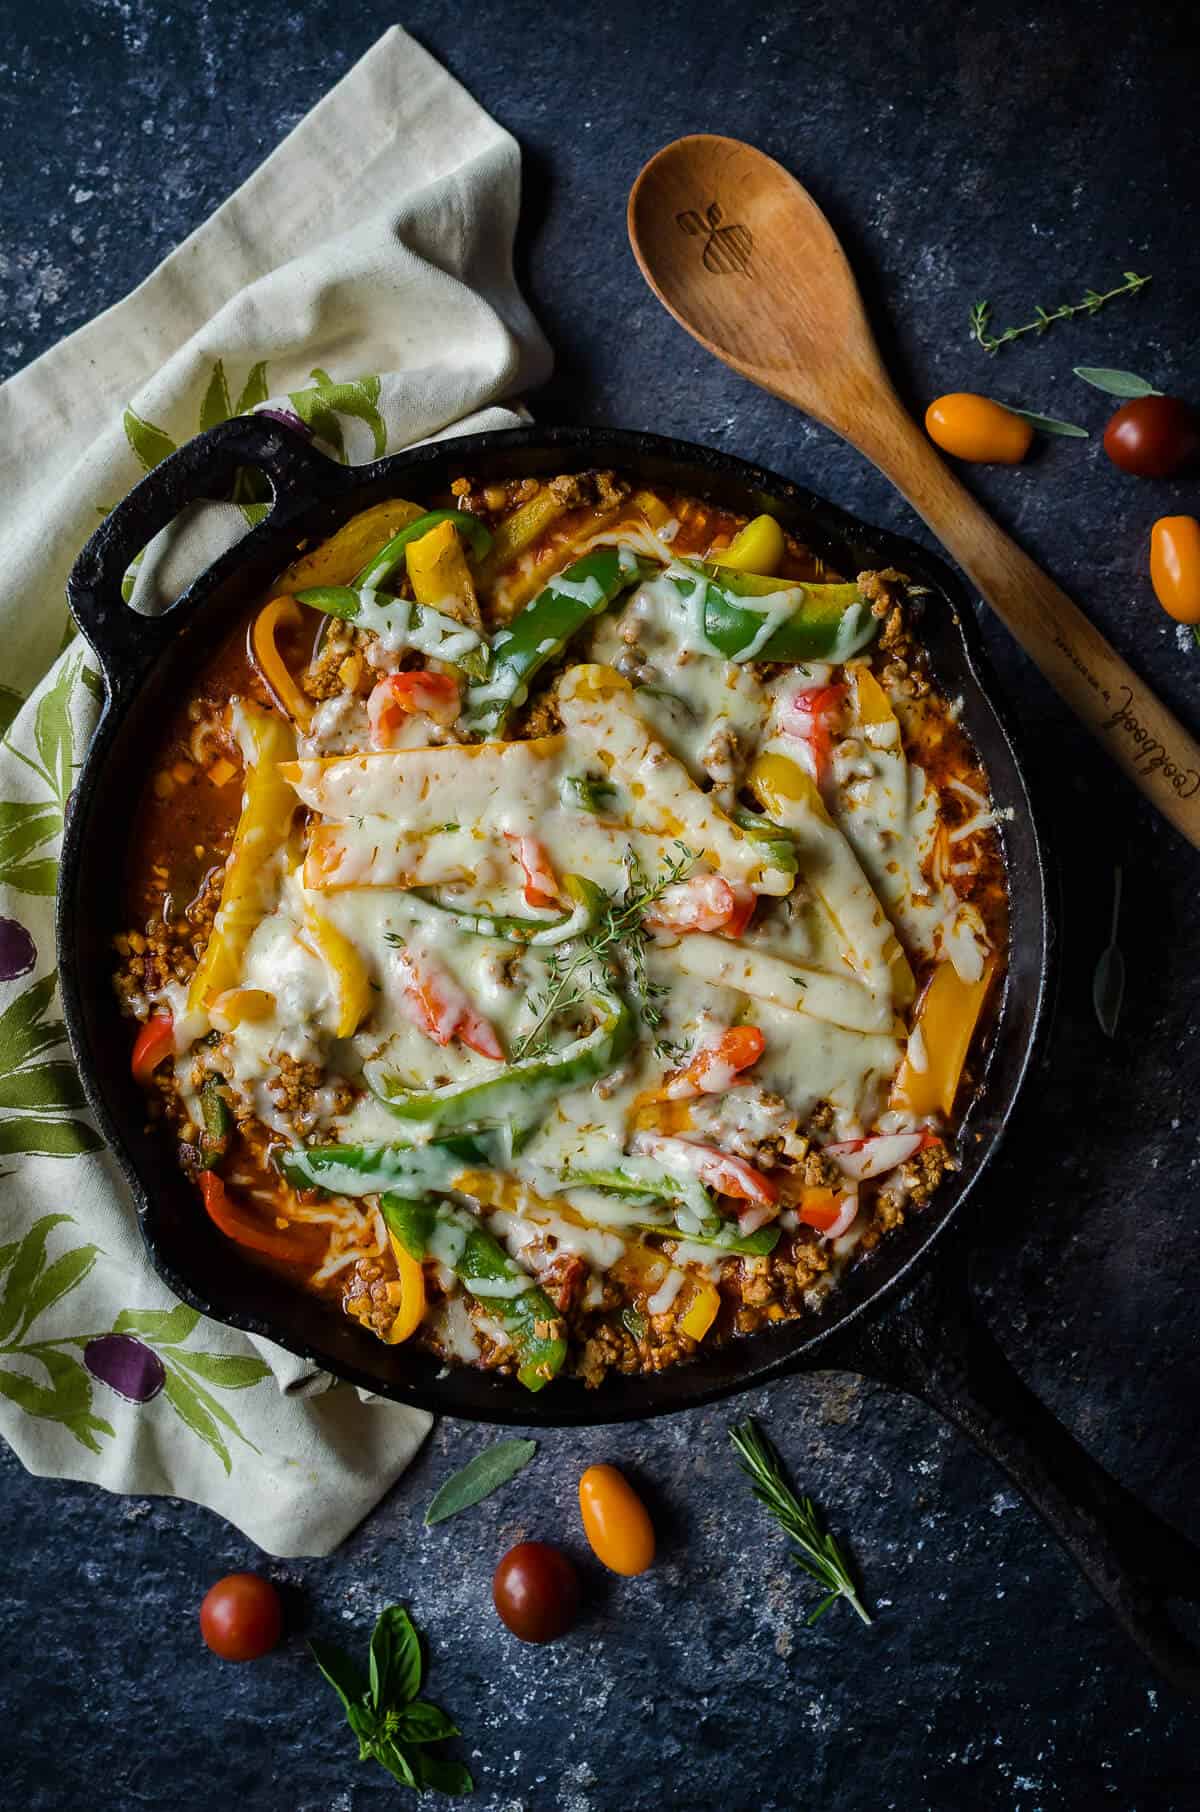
xmin=373 ymin=1737 xmax=418 ymax=1789
xmin=309 ymin=1639 xmax=370 ymax=1718
xmin=425 ymin=1437 xmax=538 ymax=1527
xmin=398 ymin=1700 xmax=459 ymax=1744
xmin=369 ymin=1603 xmax=422 ymax=1708
xmin=1008 ymin=409 xmax=1089 ymax=438
xmin=413 ymin=1751 xmax=476 ymax=1796
xmin=1073 ymin=366 xmax=1161 ymax=398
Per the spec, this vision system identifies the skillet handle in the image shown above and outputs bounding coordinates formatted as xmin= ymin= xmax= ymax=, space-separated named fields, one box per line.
xmin=824 ymin=1248 xmax=1200 ymax=1696
xmin=66 ymin=416 xmax=337 ymax=695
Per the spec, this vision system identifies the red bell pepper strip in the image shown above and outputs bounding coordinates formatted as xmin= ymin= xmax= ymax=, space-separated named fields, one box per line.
xmin=796 ymin=1187 xmax=859 ymax=1238
xmin=198 ymin=1172 xmax=321 ymax=1262
xmin=781 ymin=681 xmax=847 ymax=790
xmin=505 ymin=833 xmax=562 ymax=908
xmin=131 ymin=1013 xmax=174 ymax=1084
xmin=665 ymin=1025 xmax=765 ymax=1100
xmin=632 ymin=1131 xmax=778 ymax=1207
xmin=644 ymin=874 xmax=751 ymax=936
xmin=823 ymin=1131 xmax=936 ymax=1181
xmin=394 ymin=947 xmax=504 ymax=1061
xmin=367 ymin=671 xmax=461 ymax=747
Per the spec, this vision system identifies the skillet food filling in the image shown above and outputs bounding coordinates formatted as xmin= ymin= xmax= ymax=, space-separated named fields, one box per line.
xmin=114 ymin=473 xmax=1007 ymax=1390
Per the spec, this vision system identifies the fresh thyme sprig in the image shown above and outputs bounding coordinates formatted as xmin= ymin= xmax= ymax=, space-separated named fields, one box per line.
xmin=730 ymin=1419 xmax=872 ymax=1628
xmin=969 ymin=270 xmax=1151 ymax=354
xmin=513 ymin=841 xmax=696 ymax=1061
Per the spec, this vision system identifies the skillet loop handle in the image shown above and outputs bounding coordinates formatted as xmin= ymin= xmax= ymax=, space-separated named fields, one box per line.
xmin=830 ymin=1250 xmax=1200 ymax=1697
xmin=66 ymin=416 xmax=335 ymax=694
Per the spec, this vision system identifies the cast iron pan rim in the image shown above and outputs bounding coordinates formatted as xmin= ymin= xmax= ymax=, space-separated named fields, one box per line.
xmin=57 ymin=422 xmax=1053 ymax=1427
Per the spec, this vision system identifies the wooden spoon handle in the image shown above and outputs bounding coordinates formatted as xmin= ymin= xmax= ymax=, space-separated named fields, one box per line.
xmin=840 ymin=389 xmax=1200 ymax=847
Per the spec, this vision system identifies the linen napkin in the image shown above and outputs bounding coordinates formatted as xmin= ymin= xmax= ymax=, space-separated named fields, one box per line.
xmin=0 ymin=27 xmax=551 ymax=1556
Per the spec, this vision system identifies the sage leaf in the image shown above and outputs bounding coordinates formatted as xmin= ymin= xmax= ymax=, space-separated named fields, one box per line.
xmin=425 ymin=1437 xmax=538 ymax=1527
xmin=1092 ymin=866 xmax=1125 ymax=1039
xmin=1073 ymin=366 xmax=1161 ymax=398
xmin=1009 ymin=409 xmax=1089 ymax=438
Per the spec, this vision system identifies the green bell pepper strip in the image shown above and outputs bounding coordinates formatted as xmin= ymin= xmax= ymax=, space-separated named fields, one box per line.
xmin=292 ymin=586 xmax=489 ymax=682
xmin=465 ymin=546 xmax=657 ymax=737
xmin=669 ymin=561 xmax=877 ymax=664
xmin=380 ymin=1196 xmax=567 ymax=1391
xmin=353 ymin=509 xmax=493 ymax=590
xmin=560 ymin=1163 xmax=720 ymax=1237
xmin=401 ymin=874 xmax=605 ymax=949
xmin=197 ymin=1076 xmax=232 ymax=1171
xmin=637 ymin=1217 xmax=779 ymax=1256
xmin=560 ymin=772 xmax=619 ymax=815
xmin=366 ymin=981 xmax=636 ymax=1139
xmin=275 ymin=1130 xmax=510 ymax=1199
xmin=731 ymin=806 xmax=799 ymax=879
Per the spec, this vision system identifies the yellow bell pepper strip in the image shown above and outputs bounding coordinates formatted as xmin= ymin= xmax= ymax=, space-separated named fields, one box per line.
xmin=710 ymin=513 xmax=785 ymax=575
xmin=276 ymin=1130 xmax=511 ymax=1198
xmin=854 ymin=665 xmax=897 ymax=728
xmin=670 ymin=562 xmax=876 ymax=664
xmin=352 ymin=508 xmax=492 ymax=593
xmin=748 ymin=749 xmax=915 ymax=1006
xmin=403 ymin=517 xmax=485 ymax=631
xmin=891 ymin=954 xmax=998 ymax=1118
xmin=465 ymin=548 xmax=656 ymax=738
xmin=475 ymin=488 xmax=569 ymax=590
xmin=187 ymin=703 xmax=298 ymax=1014
xmin=302 ymin=903 xmax=372 ymax=1037
xmin=400 ymin=873 xmax=605 ymax=949
xmin=250 ymin=597 xmax=314 ymax=730
xmin=385 ymin=1236 xmax=427 ymax=1344
xmin=380 ymin=1196 xmax=567 ymax=1391
xmin=208 ymin=988 xmax=275 ymax=1030
xmin=366 ymin=981 xmax=635 ymax=1139
xmin=677 ymin=1279 xmax=722 ymax=1342
xmin=272 ymin=498 xmax=426 ymax=595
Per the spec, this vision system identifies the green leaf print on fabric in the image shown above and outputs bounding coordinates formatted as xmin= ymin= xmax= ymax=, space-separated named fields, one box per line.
xmin=0 ymin=1216 xmax=271 ymax=1465
xmin=199 ymin=359 xmax=234 ymax=433
xmin=0 ymin=687 xmax=24 ymax=737
xmin=235 ymin=361 xmax=270 ymax=415
xmin=288 ymin=368 xmax=387 ymax=461
xmin=0 ymin=655 xmax=95 ymax=897
xmin=0 ymin=969 xmax=102 ymax=1161
xmin=123 ymin=407 xmax=178 ymax=473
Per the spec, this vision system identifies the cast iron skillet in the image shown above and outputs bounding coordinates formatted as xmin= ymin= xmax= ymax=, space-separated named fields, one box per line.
xmin=60 ymin=417 xmax=1200 ymax=1691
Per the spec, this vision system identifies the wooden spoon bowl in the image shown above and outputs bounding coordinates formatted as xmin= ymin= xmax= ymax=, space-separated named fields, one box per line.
xmin=629 ymin=134 xmax=1200 ymax=847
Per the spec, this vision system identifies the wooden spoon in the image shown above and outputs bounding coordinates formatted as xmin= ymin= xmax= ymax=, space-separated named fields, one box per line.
xmin=629 ymin=134 xmax=1200 ymax=848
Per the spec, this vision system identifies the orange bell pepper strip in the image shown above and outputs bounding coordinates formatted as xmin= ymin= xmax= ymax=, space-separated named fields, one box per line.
xmin=251 ymin=597 xmax=314 ymax=730
xmin=505 ymin=833 xmax=561 ymax=908
xmin=891 ymin=954 xmax=998 ymax=1118
xmin=131 ymin=1013 xmax=174 ymax=1083
xmin=198 ymin=1172 xmax=322 ymax=1263
xmin=677 ymin=1278 xmax=722 ymax=1342
xmin=367 ymin=671 xmax=461 ymax=747
xmin=663 ymin=1026 xmax=765 ymax=1100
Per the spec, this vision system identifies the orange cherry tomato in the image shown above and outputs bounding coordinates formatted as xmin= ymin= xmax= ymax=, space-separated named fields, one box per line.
xmin=199 ymin=1572 xmax=283 ymax=1661
xmin=578 ymin=1464 xmax=656 ymax=1577
xmin=924 ymin=393 xmax=1034 ymax=465
xmin=1150 ymin=516 xmax=1200 ymax=624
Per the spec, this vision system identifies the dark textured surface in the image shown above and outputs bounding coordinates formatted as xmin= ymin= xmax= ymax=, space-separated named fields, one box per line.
xmin=2 ymin=1 xmax=1199 ymax=1807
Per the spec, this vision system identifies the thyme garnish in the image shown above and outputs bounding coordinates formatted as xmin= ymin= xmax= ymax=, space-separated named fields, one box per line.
xmin=730 ymin=1419 xmax=872 ymax=1627
xmin=969 ymin=271 xmax=1151 ymax=354
xmin=513 ymin=842 xmax=696 ymax=1062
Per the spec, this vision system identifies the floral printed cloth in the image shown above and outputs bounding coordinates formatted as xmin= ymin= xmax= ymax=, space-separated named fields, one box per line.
xmin=0 ymin=28 xmax=551 ymax=1555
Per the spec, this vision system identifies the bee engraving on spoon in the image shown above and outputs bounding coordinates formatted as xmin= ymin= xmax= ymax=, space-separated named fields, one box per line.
xmin=675 ymin=202 xmax=753 ymax=274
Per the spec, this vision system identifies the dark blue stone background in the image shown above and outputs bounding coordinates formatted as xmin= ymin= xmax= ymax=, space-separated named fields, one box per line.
xmin=2 ymin=2 xmax=1199 ymax=1807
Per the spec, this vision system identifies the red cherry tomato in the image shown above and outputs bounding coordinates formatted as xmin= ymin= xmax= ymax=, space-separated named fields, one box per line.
xmin=1103 ymin=396 xmax=1199 ymax=478
xmin=199 ymin=1572 xmax=283 ymax=1661
xmin=492 ymin=1542 xmax=580 ymax=1643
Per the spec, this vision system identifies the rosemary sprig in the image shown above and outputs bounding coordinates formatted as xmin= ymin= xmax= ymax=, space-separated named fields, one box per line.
xmin=730 ymin=1419 xmax=872 ymax=1627
xmin=969 ymin=270 xmax=1151 ymax=354
xmin=512 ymin=841 xmax=696 ymax=1061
